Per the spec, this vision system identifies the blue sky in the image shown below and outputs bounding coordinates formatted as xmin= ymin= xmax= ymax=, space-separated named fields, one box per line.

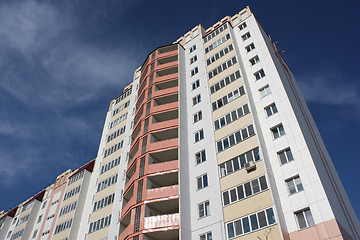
xmin=0 ymin=0 xmax=359 ymax=220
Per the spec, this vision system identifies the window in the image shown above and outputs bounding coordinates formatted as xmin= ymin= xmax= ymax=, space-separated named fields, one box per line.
xmin=190 ymin=45 xmax=196 ymax=53
xmin=206 ymin=44 xmax=234 ymax=66
xmin=93 ymin=193 xmax=115 ymax=212
xmin=54 ymin=219 xmax=73 ymax=234
xmin=241 ymin=32 xmax=251 ymax=41
xmin=191 ymin=67 xmax=199 ymax=76
xmin=245 ymin=43 xmax=255 ymax=52
xmin=37 ymin=215 xmax=42 ymax=223
xmin=101 ymin=156 xmax=121 ymax=174
xmin=271 ymin=124 xmax=285 ymax=139
xmin=205 ymin=33 xmax=231 ymax=54
xmin=32 ymin=230 xmax=38 ymax=239
xmin=200 ymin=232 xmax=212 ymax=240
xmin=204 ymin=23 xmax=228 ymax=43
xmin=88 ymin=215 xmax=112 ymax=233
xmin=192 ymin=79 xmax=200 ymax=90
xmin=254 ymin=69 xmax=265 ymax=80
xmin=278 ymin=148 xmax=294 ymax=165
xmin=198 ymin=201 xmax=210 ymax=218
xmin=250 ymin=55 xmax=260 ymax=66
xmin=208 ymin=57 xmax=237 ymax=79
xmin=192 ymin=94 xmax=201 ymax=106
xmin=219 ymin=147 xmax=260 ymax=177
xmin=259 ymin=85 xmax=271 ymax=98
xmin=295 ymin=209 xmax=314 ymax=229
xmin=210 ymin=70 xmax=241 ymax=94
xmin=197 ymin=174 xmax=208 ymax=190
xmin=195 ymin=150 xmax=206 ymax=165
xmin=239 ymin=22 xmax=247 ymax=30
xmin=193 ymin=111 xmax=202 ymax=123
xmin=214 ymin=104 xmax=250 ymax=131
xmin=97 ymin=174 xmax=118 ymax=192
xmin=226 ymin=207 xmax=276 ymax=239
xmin=41 ymin=201 xmax=47 ymax=209
xmin=190 ymin=55 xmax=198 ymax=64
xmin=216 ymin=125 xmax=255 ymax=153
xmin=286 ymin=176 xmax=303 ymax=195
xmin=265 ymin=103 xmax=278 ymax=117
xmin=194 ymin=129 xmax=204 ymax=143
xmin=222 ymin=176 xmax=268 ymax=206
xmin=212 ymin=86 xmax=246 ymax=111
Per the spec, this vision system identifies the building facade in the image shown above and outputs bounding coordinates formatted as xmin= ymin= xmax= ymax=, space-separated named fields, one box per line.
xmin=1 ymin=6 xmax=359 ymax=240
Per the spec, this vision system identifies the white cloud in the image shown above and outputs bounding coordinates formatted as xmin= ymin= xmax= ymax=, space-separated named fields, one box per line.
xmin=298 ymin=76 xmax=360 ymax=106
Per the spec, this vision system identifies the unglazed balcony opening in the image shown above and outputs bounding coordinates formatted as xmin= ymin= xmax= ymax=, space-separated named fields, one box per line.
xmin=125 ymin=162 xmax=137 ymax=185
xmin=153 ymin=94 xmax=178 ymax=106
xmin=144 ymin=198 xmax=179 ymax=217
xmin=143 ymin=229 xmax=179 ymax=240
xmin=148 ymin=148 xmax=178 ymax=164
xmin=157 ymin=45 xmax=177 ymax=54
xmin=155 ymin=79 xmax=178 ymax=91
xmin=146 ymin=172 xmax=178 ymax=189
xmin=119 ymin=210 xmax=131 ymax=233
xmin=152 ymin=110 xmax=178 ymax=124
xmin=129 ymin=141 xmax=139 ymax=160
xmin=157 ymin=55 xmax=178 ymax=66
xmin=156 ymin=67 xmax=178 ymax=78
xmin=122 ymin=185 xmax=134 ymax=209
xmin=150 ymin=128 xmax=178 ymax=143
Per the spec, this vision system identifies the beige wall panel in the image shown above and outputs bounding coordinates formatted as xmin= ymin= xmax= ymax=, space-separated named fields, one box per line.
xmin=220 ymin=161 xmax=266 ymax=191
xmin=53 ymin=228 xmax=70 ymax=240
xmin=207 ymin=64 xmax=239 ymax=87
xmin=223 ymin=190 xmax=273 ymax=222
xmin=217 ymin=136 xmax=259 ymax=165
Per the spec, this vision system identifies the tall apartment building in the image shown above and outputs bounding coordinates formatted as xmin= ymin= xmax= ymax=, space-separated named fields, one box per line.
xmin=1 ymin=6 xmax=359 ymax=240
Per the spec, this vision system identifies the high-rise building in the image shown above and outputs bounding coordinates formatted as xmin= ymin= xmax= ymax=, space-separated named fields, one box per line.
xmin=1 ymin=6 xmax=359 ymax=240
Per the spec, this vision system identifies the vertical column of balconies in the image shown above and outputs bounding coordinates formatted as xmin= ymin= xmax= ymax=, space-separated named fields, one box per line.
xmin=119 ymin=45 xmax=180 ymax=240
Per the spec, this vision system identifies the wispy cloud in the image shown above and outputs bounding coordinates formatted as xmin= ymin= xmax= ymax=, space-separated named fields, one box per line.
xmin=0 ymin=0 xmax=141 ymax=190
xmin=298 ymin=74 xmax=360 ymax=107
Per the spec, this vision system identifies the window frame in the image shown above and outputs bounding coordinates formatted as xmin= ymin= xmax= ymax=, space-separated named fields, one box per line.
xmin=194 ymin=129 xmax=204 ymax=143
xmin=264 ymin=103 xmax=278 ymax=117
xmin=285 ymin=175 xmax=304 ymax=195
xmin=198 ymin=200 xmax=210 ymax=219
xmin=271 ymin=124 xmax=285 ymax=139
xmin=197 ymin=173 xmax=209 ymax=190
xmin=295 ymin=208 xmax=315 ymax=230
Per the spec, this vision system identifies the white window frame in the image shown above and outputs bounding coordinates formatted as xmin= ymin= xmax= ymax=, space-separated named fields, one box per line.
xmin=193 ymin=110 xmax=203 ymax=123
xmin=198 ymin=200 xmax=210 ymax=219
xmin=295 ymin=208 xmax=314 ymax=229
xmin=250 ymin=55 xmax=260 ymax=66
xmin=278 ymin=148 xmax=294 ymax=165
xmin=245 ymin=43 xmax=255 ymax=53
xmin=264 ymin=103 xmax=278 ymax=117
xmin=285 ymin=175 xmax=304 ymax=195
xmin=194 ymin=129 xmax=204 ymax=143
xmin=195 ymin=149 xmax=206 ymax=165
xmin=192 ymin=79 xmax=200 ymax=90
xmin=271 ymin=124 xmax=285 ymax=139
xmin=192 ymin=94 xmax=201 ymax=106
xmin=259 ymin=85 xmax=271 ymax=98
xmin=197 ymin=173 xmax=208 ymax=190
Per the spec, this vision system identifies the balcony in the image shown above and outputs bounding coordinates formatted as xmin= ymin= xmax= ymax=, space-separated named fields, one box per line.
xmin=147 ymin=160 xmax=178 ymax=175
xmin=143 ymin=229 xmax=179 ymax=240
xmin=119 ymin=210 xmax=133 ymax=240
xmin=157 ymin=45 xmax=178 ymax=58
xmin=156 ymin=55 xmax=178 ymax=71
xmin=145 ymin=185 xmax=179 ymax=201
xmin=122 ymin=185 xmax=135 ymax=214
xmin=154 ymin=79 xmax=178 ymax=92
xmin=124 ymin=162 xmax=137 ymax=191
xmin=144 ymin=213 xmax=179 ymax=230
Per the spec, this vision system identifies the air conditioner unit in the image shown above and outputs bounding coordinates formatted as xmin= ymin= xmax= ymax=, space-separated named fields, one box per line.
xmin=245 ymin=161 xmax=256 ymax=171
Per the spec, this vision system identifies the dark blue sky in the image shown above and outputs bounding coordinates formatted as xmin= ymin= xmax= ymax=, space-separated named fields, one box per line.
xmin=1 ymin=0 xmax=359 ymax=220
